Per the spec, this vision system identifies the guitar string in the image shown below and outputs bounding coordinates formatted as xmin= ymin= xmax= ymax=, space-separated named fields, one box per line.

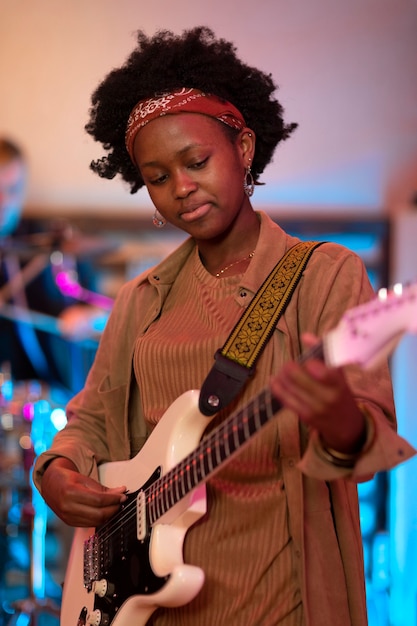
xmin=92 ymin=396 xmax=262 ymax=553
xmin=85 ymin=280 xmax=417 ymax=554
xmin=91 ymin=341 xmax=325 ymax=551
xmin=93 ymin=389 xmax=275 ymax=553
xmin=89 ymin=286 xmax=417 ymax=547
xmin=144 ymin=400 xmax=258 ymax=523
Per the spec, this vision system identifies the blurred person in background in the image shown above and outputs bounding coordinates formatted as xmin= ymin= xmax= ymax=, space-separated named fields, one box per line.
xmin=0 ymin=136 xmax=109 ymax=390
xmin=0 ymin=137 xmax=111 ymax=615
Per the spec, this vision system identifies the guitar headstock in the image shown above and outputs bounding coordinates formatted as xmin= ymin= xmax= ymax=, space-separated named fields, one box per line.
xmin=323 ymin=282 xmax=417 ymax=370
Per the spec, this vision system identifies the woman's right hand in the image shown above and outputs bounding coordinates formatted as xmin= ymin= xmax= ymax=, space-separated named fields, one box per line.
xmin=41 ymin=457 xmax=127 ymax=527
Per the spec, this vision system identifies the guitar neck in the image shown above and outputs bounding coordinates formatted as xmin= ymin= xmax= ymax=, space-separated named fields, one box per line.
xmin=146 ymin=342 xmax=325 ymax=525
xmin=146 ymin=388 xmax=281 ymax=525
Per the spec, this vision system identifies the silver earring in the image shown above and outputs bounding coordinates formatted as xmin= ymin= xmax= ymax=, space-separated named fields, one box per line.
xmin=152 ymin=209 xmax=166 ymax=228
xmin=244 ymin=166 xmax=255 ymax=197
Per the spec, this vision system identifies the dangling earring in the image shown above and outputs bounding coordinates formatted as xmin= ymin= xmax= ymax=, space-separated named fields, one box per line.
xmin=152 ymin=209 xmax=166 ymax=228
xmin=243 ymin=166 xmax=255 ymax=198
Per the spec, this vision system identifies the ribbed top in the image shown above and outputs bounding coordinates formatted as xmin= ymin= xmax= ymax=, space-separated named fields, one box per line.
xmin=134 ymin=247 xmax=302 ymax=625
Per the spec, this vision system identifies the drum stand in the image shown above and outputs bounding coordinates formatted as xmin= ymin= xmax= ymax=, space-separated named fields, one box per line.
xmin=7 ymin=449 xmax=61 ymax=626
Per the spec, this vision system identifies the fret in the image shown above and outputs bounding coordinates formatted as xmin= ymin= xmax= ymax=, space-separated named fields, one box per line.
xmin=241 ymin=410 xmax=250 ymax=441
xmin=155 ymin=483 xmax=164 ymax=520
xmin=163 ymin=478 xmax=172 ymax=511
xmin=185 ymin=460 xmax=194 ymax=493
xmin=191 ymin=455 xmax=202 ymax=485
xmin=161 ymin=478 xmax=171 ymax=514
xmin=214 ymin=435 xmax=223 ymax=467
xmin=147 ymin=488 xmax=156 ymax=525
xmin=204 ymin=444 xmax=214 ymax=476
xmin=174 ymin=469 xmax=181 ymax=505
xmin=178 ymin=462 xmax=187 ymax=500
xmin=217 ymin=430 xmax=227 ymax=464
xmin=145 ymin=385 xmax=283 ymax=525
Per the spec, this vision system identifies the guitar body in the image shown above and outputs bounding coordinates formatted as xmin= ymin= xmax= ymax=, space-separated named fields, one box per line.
xmin=61 ymin=389 xmax=209 ymax=626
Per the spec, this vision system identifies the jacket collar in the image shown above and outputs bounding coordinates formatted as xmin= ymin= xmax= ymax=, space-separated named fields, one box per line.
xmin=134 ymin=211 xmax=299 ymax=293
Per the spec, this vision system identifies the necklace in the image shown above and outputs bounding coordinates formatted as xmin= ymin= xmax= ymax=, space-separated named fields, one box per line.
xmin=215 ymin=251 xmax=255 ymax=278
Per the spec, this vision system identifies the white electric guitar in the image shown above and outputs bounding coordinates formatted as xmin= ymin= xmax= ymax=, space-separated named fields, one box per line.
xmin=61 ymin=283 xmax=417 ymax=626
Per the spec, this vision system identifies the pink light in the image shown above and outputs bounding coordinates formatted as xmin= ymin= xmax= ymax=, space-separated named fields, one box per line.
xmin=23 ymin=402 xmax=34 ymax=421
xmin=55 ymin=271 xmax=83 ymax=298
xmin=54 ymin=270 xmax=113 ymax=309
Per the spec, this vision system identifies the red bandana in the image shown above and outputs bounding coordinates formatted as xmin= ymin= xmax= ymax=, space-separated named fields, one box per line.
xmin=125 ymin=88 xmax=246 ymax=163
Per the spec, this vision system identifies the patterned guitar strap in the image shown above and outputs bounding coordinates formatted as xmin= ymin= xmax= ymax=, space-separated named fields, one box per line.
xmin=199 ymin=240 xmax=324 ymax=416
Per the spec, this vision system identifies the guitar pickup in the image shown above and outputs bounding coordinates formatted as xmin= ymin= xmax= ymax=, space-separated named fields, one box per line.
xmin=137 ymin=490 xmax=147 ymax=541
xmin=83 ymin=534 xmax=99 ymax=591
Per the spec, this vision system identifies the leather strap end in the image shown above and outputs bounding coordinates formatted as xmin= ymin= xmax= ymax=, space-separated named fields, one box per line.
xmin=198 ymin=350 xmax=254 ymax=416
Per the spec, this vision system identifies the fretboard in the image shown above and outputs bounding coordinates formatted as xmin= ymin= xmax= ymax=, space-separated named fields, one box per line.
xmin=145 ymin=387 xmax=282 ymax=525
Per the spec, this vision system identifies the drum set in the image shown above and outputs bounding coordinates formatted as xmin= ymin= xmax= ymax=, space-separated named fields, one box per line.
xmin=0 ymin=224 xmax=114 ymax=625
xmin=0 ymin=375 xmax=71 ymax=625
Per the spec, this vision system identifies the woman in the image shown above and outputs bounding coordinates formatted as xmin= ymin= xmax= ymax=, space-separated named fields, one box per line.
xmin=34 ymin=27 xmax=414 ymax=625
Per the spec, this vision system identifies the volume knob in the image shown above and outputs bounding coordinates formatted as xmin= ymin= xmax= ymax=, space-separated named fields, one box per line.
xmin=86 ymin=609 xmax=110 ymax=626
xmin=92 ymin=579 xmax=114 ymax=598
xmin=86 ymin=610 xmax=101 ymax=626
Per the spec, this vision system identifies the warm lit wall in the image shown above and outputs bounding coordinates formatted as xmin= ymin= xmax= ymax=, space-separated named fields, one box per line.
xmin=389 ymin=213 xmax=417 ymax=626
xmin=1 ymin=0 xmax=416 ymax=218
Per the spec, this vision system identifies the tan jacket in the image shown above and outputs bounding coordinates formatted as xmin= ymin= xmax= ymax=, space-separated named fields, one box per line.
xmin=34 ymin=212 xmax=415 ymax=626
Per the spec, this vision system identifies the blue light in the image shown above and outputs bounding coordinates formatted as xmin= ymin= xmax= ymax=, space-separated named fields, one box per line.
xmin=360 ymin=501 xmax=377 ymax=538
xmin=358 ymin=478 xmax=377 ymax=500
xmin=50 ymin=407 xmax=67 ymax=431
xmin=1 ymin=378 xmax=14 ymax=402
